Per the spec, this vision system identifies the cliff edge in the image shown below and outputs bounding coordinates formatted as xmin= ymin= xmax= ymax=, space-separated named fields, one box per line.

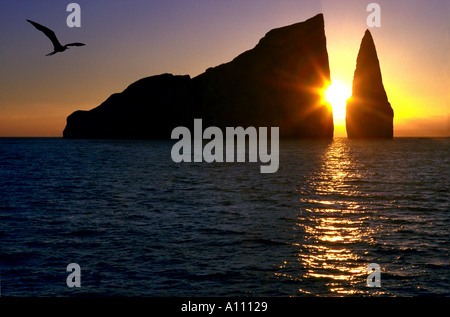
xmin=63 ymin=14 xmax=334 ymax=139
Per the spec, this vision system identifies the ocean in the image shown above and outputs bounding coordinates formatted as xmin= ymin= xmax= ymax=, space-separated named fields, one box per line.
xmin=0 ymin=137 xmax=448 ymax=297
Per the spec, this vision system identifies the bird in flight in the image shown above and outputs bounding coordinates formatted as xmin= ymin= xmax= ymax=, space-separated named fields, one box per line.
xmin=26 ymin=19 xmax=85 ymax=56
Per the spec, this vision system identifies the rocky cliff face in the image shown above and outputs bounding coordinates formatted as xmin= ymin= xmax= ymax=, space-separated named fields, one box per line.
xmin=346 ymin=30 xmax=394 ymax=138
xmin=63 ymin=14 xmax=333 ymax=139
xmin=64 ymin=74 xmax=193 ymax=139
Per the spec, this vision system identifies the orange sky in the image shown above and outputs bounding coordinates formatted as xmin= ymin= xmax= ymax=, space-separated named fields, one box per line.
xmin=0 ymin=0 xmax=448 ymax=137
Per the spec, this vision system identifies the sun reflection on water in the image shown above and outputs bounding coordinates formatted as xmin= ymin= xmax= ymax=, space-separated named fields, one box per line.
xmin=289 ymin=139 xmax=379 ymax=295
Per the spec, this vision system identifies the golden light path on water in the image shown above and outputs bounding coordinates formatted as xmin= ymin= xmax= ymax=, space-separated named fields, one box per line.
xmin=277 ymin=139 xmax=385 ymax=295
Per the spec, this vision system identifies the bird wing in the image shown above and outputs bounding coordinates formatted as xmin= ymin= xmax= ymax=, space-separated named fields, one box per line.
xmin=27 ymin=19 xmax=63 ymax=50
xmin=65 ymin=42 xmax=86 ymax=47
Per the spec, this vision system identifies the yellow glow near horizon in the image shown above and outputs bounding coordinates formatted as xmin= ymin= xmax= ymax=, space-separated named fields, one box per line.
xmin=325 ymin=80 xmax=352 ymax=123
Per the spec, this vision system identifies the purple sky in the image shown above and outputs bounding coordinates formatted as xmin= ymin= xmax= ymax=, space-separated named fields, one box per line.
xmin=0 ymin=0 xmax=448 ymax=137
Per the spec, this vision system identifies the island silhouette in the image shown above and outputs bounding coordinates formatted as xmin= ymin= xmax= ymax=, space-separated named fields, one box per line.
xmin=62 ymin=14 xmax=393 ymax=139
xmin=346 ymin=30 xmax=394 ymax=138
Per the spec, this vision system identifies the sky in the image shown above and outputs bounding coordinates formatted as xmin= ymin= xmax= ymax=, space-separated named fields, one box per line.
xmin=0 ymin=0 xmax=448 ymax=137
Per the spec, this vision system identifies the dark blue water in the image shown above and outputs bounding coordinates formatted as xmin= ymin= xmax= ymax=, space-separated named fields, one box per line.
xmin=0 ymin=138 xmax=448 ymax=296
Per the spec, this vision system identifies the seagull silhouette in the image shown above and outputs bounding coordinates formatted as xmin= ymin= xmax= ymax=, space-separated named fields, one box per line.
xmin=27 ymin=19 xmax=85 ymax=56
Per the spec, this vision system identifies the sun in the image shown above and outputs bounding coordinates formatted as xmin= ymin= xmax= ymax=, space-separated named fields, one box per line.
xmin=325 ymin=80 xmax=352 ymax=122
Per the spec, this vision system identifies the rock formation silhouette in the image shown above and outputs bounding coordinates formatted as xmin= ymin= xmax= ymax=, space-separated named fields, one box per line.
xmin=63 ymin=14 xmax=333 ymax=139
xmin=346 ymin=30 xmax=394 ymax=138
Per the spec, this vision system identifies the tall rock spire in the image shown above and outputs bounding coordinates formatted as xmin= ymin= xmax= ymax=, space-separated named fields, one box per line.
xmin=346 ymin=30 xmax=394 ymax=138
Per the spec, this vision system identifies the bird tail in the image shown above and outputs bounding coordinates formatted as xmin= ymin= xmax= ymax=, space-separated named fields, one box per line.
xmin=45 ymin=51 xmax=57 ymax=56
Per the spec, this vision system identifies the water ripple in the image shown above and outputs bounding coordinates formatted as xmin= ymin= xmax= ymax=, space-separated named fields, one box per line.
xmin=0 ymin=138 xmax=448 ymax=296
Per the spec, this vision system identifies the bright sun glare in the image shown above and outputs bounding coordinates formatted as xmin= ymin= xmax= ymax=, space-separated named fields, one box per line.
xmin=325 ymin=80 xmax=352 ymax=121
